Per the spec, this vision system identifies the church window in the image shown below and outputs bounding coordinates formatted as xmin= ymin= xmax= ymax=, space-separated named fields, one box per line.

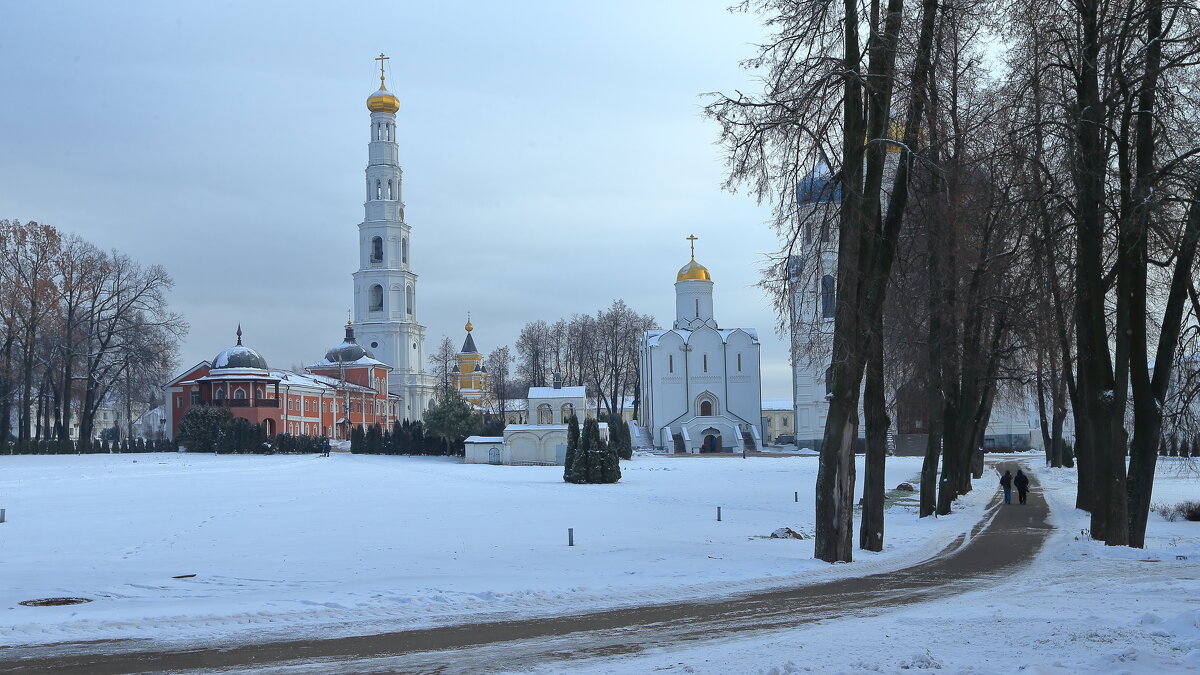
xmin=737 ymin=354 xmax=742 ymax=372
xmin=402 ymin=238 xmax=408 ymax=264
xmin=256 ymin=387 xmax=264 ymax=399
xmin=406 ymin=285 xmax=414 ymax=315
xmin=703 ymin=354 xmax=708 ymax=372
xmin=561 ymin=403 xmax=574 ymax=420
xmin=176 ymin=396 xmax=183 ymax=408
xmin=825 ymin=366 xmax=833 ymax=396
xmin=376 ymin=180 xmax=382 ymax=200
xmin=821 ymin=275 xmax=836 ymax=319
xmin=784 ymin=416 xmax=790 ymax=428
xmin=190 ymin=390 xmax=200 ymax=405
xmin=537 ymin=404 xmax=553 ymax=425
xmin=668 ymin=354 xmax=673 ymax=373
xmin=371 ymin=236 xmax=383 ymax=263
xmin=369 ymin=284 xmax=384 ymax=312
xmin=215 ymin=388 xmax=225 ymax=400
xmin=695 ymin=298 xmax=699 ymax=318
xmin=387 ymin=179 xmax=394 ymax=200
xmin=701 ymin=400 xmax=713 ymax=416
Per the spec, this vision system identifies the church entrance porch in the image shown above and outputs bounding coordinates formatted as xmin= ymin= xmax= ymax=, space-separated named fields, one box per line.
xmin=701 ymin=431 xmax=724 ymax=453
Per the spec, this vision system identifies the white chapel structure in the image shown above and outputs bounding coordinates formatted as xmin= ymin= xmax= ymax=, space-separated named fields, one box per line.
xmin=639 ymin=237 xmax=763 ymax=453
xmin=353 ymin=55 xmax=437 ymax=421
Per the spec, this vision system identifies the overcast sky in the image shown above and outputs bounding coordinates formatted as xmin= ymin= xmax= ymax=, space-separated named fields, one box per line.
xmin=1 ymin=1 xmax=798 ymax=397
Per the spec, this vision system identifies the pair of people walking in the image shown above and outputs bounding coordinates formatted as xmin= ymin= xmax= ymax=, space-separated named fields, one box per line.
xmin=1000 ymin=469 xmax=1030 ymax=505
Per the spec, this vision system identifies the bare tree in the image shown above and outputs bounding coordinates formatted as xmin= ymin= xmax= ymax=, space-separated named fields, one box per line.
xmin=428 ymin=335 xmax=457 ymax=400
xmin=486 ymin=345 xmax=516 ymax=423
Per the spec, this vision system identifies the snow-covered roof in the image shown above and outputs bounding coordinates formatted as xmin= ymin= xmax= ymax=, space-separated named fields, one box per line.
xmin=528 ymin=386 xmax=587 ymax=399
xmin=212 ymin=345 xmax=268 ymax=370
xmin=464 ymin=436 xmax=504 ymax=443
xmin=644 ymin=327 xmax=759 ymax=347
xmin=273 ymin=369 xmax=376 ymax=394
xmin=306 ymin=354 xmax=390 ymax=370
xmin=504 ymin=422 xmax=608 ymax=432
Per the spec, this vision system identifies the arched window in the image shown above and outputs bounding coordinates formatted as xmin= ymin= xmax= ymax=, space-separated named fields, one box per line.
xmin=700 ymin=400 xmax=713 ymax=416
xmin=821 ymin=275 xmax=836 ymax=319
xmin=737 ymin=353 xmax=742 ymax=372
xmin=825 ymin=366 xmax=833 ymax=396
xmin=703 ymin=354 xmax=708 ymax=372
xmin=387 ymin=179 xmax=393 ymax=200
xmin=369 ymin=284 xmax=384 ymax=312
xmin=561 ymin=403 xmax=574 ymax=420
xmin=256 ymin=387 xmax=264 ymax=399
xmin=376 ymin=179 xmax=382 ymax=200
xmin=214 ymin=388 xmax=225 ymax=400
xmin=695 ymin=392 xmax=718 ymax=416
xmin=406 ymin=285 xmax=414 ymax=315
xmin=669 ymin=354 xmax=673 ymax=373
xmin=695 ymin=298 xmax=700 ymax=318
xmin=371 ymin=236 xmax=383 ymax=263
xmin=402 ymin=238 xmax=408 ymax=264
xmin=537 ymin=403 xmax=553 ymax=425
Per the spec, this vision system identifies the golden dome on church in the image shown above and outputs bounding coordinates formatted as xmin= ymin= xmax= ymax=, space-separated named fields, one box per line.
xmin=367 ymin=84 xmax=400 ymax=113
xmin=677 ymin=259 xmax=711 ymax=282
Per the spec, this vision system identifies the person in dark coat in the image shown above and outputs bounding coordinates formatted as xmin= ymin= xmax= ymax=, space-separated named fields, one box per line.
xmin=1000 ymin=470 xmax=1013 ymax=504
xmin=1014 ymin=469 xmax=1030 ymax=505
xmin=322 ymin=438 xmax=331 ymax=457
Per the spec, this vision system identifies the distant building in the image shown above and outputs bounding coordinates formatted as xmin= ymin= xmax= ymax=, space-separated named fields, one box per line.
xmin=452 ymin=317 xmax=489 ymax=408
xmin=164 ymin=323 xmax=400 ymax=441
xmin=465 ymin=375 xmax=607 ymax=465
xmin=639 ymin=237 xmax=763 ymax=453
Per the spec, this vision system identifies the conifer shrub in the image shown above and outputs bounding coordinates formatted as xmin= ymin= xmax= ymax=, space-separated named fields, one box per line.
xmin=1062 ymin=443 xmax=1075 ymax=468
xmin=563 ymin=414 xmax=580 ymax=482
xmin=350 ymin=424 xmax=365 ymax=454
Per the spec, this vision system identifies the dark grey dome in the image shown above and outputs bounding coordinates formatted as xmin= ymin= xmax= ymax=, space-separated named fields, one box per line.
xmin=212 ymin=326 xmax=268 ymax=370
xmin=325 ymin=340 xmax=374 ymax=363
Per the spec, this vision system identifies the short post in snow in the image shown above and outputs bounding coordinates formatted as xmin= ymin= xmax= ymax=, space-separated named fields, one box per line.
xmin=717 ymin=506 xmax=722 ymax=522
xmin=568 ymin=528 xmax=574 ymax=546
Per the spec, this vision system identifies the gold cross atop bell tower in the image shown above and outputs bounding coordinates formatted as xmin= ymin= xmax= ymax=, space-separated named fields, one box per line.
xmin=687 ymin=234 xmax=698 ymax=259
xmin=375 ymin=53 xmax=389 ymax=86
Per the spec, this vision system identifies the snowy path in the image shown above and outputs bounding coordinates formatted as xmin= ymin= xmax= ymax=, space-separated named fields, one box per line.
xmin=0 ymin=461 xmax=1050 ymax=674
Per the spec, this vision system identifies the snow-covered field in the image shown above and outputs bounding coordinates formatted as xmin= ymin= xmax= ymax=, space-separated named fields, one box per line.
xmin=550 ymin=456 xmax=1200 ymax=675
xmin=2 ymin=452 xmax=1197 ymax=674
xmin=2 ymin=451 xmax=987 ymax=649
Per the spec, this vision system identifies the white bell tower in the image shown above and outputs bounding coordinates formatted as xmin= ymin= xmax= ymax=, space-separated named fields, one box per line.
xmin=351 ymin=53 xmax=436 ymax=421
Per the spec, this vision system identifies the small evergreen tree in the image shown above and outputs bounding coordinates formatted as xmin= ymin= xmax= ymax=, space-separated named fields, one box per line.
xmin=350 ymin=424 xmax=365 ymax=453
xmin=178 ymin=406 xmax=233 ymax=453
xmin=424 ymin=389 xmax=481 ymax=456
xmin=598 ymin=434 xmax=621 ymax=483
xmin=563 ymin=414 xmax=581 ymax=482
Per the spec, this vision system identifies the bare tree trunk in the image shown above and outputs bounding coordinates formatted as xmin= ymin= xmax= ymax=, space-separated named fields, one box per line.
xmin=860 ymin=312 xmax=888 ymax=552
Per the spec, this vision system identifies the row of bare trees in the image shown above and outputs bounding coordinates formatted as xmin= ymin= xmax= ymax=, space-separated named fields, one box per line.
xmin=710 ymin=0 xmax=1200 ymax=559
xmin=515 ymin=300 xmax=657 ymax=418
xmin=0 ymin=220 xmax=186 ymax=446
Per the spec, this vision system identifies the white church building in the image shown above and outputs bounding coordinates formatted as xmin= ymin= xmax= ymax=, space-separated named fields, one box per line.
xmin=639 ymin=239 xmax=763 ymax=453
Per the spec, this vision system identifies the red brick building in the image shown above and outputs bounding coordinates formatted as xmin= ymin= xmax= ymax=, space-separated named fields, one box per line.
xmin=164 ymin=323 xmax=401 ymax=440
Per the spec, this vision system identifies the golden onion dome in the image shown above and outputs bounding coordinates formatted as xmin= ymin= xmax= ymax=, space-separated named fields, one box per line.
xmin=465 ymin=319 xmax=474 ymax=332
xmin=677 ymin=258 xmax=712 ymax=282
xmin=367 ymin=83 xmax=400 ymax=113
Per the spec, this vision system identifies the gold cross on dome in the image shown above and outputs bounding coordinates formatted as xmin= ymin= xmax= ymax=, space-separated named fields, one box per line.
xmin=375 ymin=53 xmax=390 ymax=85
xmin=687 ymin=234 xmax=698 ymax=259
